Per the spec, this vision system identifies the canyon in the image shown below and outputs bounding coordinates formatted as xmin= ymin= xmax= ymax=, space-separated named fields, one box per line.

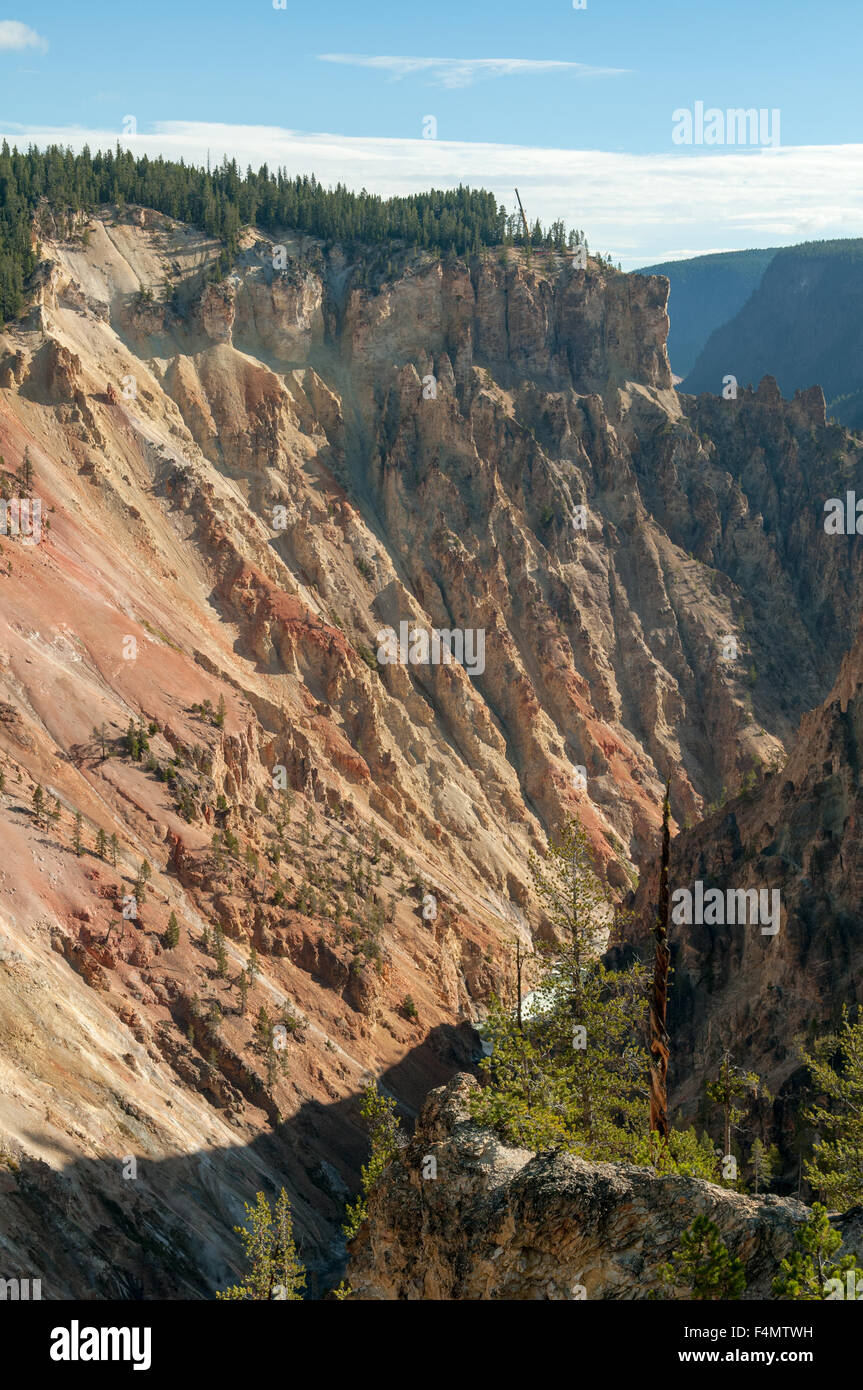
xmin=0 ymin=204 xmax=861 ymax=1295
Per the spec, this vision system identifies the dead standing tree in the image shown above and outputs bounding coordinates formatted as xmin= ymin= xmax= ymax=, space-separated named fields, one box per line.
xmin=649 ymin=779 xmax=672 ymax=1140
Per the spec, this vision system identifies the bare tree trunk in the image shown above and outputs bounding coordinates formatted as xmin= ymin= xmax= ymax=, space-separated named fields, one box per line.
xmin=649 ymin=779 xmax=672 ymax=1139
xmin=516 ymin=938 xmax=524 ymax=1034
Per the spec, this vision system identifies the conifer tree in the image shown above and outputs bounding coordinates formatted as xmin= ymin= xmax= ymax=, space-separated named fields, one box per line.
xmin=255 ymin=1003 xmax=271 ymax=1051
xmin=216 ymin=1189 xmax=305 ymax=1300
xmin=73 ymin=811 xmax=83 ymax=856
xmin=165 ymin=911 xmax=180 ymax=948
xmin=750 ymin=1137 xmax=780 ymax=1195
xmin=801 ymin=1008 xmax=863 ymax=1208
xmin=772 ymin=1203 xmax=863 ymax=1300
xmin=95 ymin=827 xmax=107 ymax=860
xmin=471 ymin=816 xmax=650 ymax=1159
xmin=660 ymin=1215 xmax=746 ymax=1300
xmin=32 ymin=783 xmax=44 ymax=825
xmin=343 ymin=1082 xmax=402 ymax=1241
xmin=214 ymin=923 xmax=228 ymax=977
xmin=18 ymin=446 xmax=33 ymax=494
xmin=133 ymin=859 xmax=151 ymax=901
xmin=705 ymin=1051 xmax=761 ymax=1181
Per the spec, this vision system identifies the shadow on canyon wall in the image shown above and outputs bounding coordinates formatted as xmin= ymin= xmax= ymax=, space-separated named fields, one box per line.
xmin=0 ymin=1022 xmax=480 ymax=1302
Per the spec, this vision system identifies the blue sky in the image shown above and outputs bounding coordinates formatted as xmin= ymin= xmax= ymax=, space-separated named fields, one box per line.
xmin=2 ymin=0 xmax=862 ymax=264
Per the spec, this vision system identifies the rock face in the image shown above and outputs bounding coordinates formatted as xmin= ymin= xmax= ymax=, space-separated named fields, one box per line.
xmin=625 ymin=620 xmax=863 ymax=1158
xmin=348 ymin=1074 xmax=862 ymax=1300
xmin=1 ymin=204 xmax=863 ymax=1292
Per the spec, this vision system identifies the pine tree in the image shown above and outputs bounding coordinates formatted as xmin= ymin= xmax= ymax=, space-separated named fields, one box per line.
xmin=95 ymin=827 xmax=107 ymax=860
xmin=73 ymin=811 xmax=83 ymax=856
xmin=165 ymin=911 xmax=180 ymax=948
xmin=216 ymin=1189 xmax=305 ymax=1300
xmin=772 ymin=1204 xmax=863 ymax=1300
xmin=214 ymin=923 xmax=228 ymax=977
xmin=215 ymin=693 xmax=226 ymax=729
xmin=705 ymin=1051 xmax=761 ymax=1182
xmin=343 ymin=1082 xmax=402 ymax=1241
xmin=248 ymin=944 xmax=259 ymax=982
xmin=660 ymin=1215 xmax=746 ymax=1299
xmin=133 ymin=859 xmax=151 ymax=901
xmin=32 ymin=783 xmax=44 ymax=824
xmin=124 ymin=719 xmax=140 ymax=760
xmin=801 ymin=1008 xmax=863 ymax=1208
xmin=470 ymin=815 xmax=650 ymax=1158
xmin=255 ymin=1003 xmax=271 ymax=1051
xmin=50 ymin=796 xmax=61 ymax=825
xmin=18 ymin=446 xmax=33 ymax=494
xmin=237 ymin=968 xmax=250 ymax=1015
xmin=750 ymin=1137 xmax=780 ymax=1195
xmin=109 ymin=832 xmax=119 ymax=867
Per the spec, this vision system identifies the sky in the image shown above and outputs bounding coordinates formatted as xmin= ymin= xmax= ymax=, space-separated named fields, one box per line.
xmin=1 ymin=0 xmax=862 ymax=266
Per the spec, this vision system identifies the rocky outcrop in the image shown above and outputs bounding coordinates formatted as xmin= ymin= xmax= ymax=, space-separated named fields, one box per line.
xmin=348 ymin=1074 xmax=863 ymax=1300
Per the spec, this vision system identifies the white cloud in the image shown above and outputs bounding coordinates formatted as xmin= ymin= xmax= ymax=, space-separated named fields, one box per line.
xmin=317 ymin=54 xmax=628 ymax=88
xmin=3 ymin=119 xmax=862 ymax=266
xmin=0 ymin=20 xmax=47 ymax=53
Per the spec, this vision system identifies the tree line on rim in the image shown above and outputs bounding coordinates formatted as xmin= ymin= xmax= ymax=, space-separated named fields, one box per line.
xmin=0 ymin=142 xmax=593 ymax=322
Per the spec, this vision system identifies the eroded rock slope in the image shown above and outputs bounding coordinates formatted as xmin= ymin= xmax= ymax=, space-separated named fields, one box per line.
xmin=0 ymin=206 xmax=861 ymax=1291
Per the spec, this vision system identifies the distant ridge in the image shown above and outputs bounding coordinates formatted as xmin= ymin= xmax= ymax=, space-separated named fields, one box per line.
xmin=682 ymin=239 xmax=863 ymax=428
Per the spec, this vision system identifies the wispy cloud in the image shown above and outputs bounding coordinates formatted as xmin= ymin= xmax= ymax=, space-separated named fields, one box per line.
xmin=3 ymin=120 xmax=862 ymax=266
xmin=317 ymin=54 xmax=628 ymax=88
xmin=0 ymin=20 xmax=48 ymax=53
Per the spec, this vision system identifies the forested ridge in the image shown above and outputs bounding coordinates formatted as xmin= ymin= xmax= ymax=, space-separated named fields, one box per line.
xmin=0 ymin=142 xmax=592 ymax=321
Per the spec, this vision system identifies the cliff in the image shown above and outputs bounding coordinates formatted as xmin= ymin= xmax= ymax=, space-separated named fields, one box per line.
xmin=625 ymin=619 xmax=863 ymax=1163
